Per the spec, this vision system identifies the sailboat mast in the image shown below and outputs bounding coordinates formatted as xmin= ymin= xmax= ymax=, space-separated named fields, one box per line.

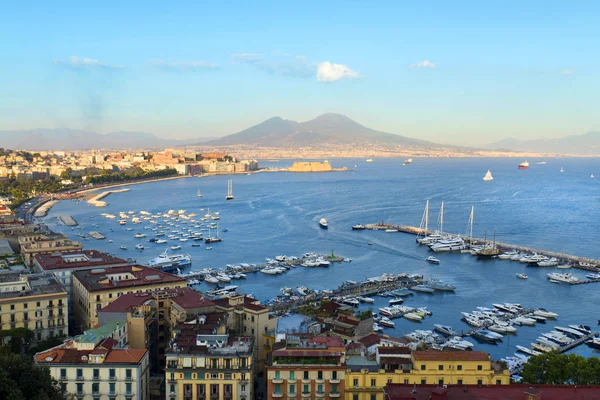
xmin=469 ymin=206 xmax=474 ymax=247
xmin=425 ymin=200 xmax=429 ymax=233
xmin=440 ymin=202 xmax=444 ymax=235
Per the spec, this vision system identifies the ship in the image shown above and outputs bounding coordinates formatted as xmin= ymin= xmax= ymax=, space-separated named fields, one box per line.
xmin=404 ymin=158 xmax=413 ymax=164
xmin=148 ymin=250 xmax=192 ymax=272
xmin=365 ymin=159 xmax=373 ymax=162
xmin=518 ymin=161 xmax=530 ymax=170
xmin=319 ymin=218 xmax=328 ymax=229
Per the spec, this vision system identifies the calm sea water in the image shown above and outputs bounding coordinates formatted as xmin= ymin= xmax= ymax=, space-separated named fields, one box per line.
xmin=44 ymin=157 xmax=600 ymax=360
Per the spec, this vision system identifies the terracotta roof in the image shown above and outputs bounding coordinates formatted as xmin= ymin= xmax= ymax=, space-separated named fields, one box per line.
xmin=359 ymin=333 xmax=381 ymax=347
xmin=73 ymin=264 xmax=185 ymax=292
xmin=99 ymin=292 xmax=154 ymax=313
xmin=273 ymin=350 xmax=343 ymax=358
xmin=105 ymin=349 xmax=147 ymax=363
xmin=35 ymin=250 xmax=127 ymax=271
xmin=383 ymin=384 xmax=600 ymax=400
xmin=170 ymin=288 xmax=215 ymax=309
xmin=412 ymin=350 xmax=490 ymax=362
xmin=35 ymin=347 xmax=147 ymax=365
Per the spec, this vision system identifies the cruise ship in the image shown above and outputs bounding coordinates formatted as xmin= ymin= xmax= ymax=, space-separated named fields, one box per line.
xmin=148 ymin=251 xmax=192 ymax=272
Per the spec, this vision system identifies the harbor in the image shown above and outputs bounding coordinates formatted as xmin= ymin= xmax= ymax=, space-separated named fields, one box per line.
xmin=87 ymin=188 xmax=131 ymax=207
xmin=59 ymin=215 xmax=78 ymax=226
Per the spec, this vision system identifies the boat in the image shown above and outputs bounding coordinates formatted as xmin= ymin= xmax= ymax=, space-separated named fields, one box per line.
xmin=430 ymin=237 xmax=466 ymax=252
xmin=472 ymin=329 xmax=503 ymax=343
xmin=226 ymin=180 xmax=234 ymax=200
xmin=135 ymin=244 xmax=144 ymax=251
xmin=155 ymin=239 xmax=167 ymax=244
xmin=404 ymin=158 xmax=413 ymax=164
xmin=352 ymin=224 xmax=366 ymax=230
xmin=385 ymin=228 xmax=398 ymax=233
xmin=319 ymin=218 xmax=328 ymax=229
xmin=119 ymin=245 xmax=127 ymax=250
xmin=410 ymin=285 xmax=435 ymax=293
xmin=533 ymin=308 xmax=558 ymax=318
xmin=557 ymin=264 xmax=572 ymax=269
xmin=170 ymin=245 xmax=182 ymax=251
xmin=537 ymin=161 xmax=547 ymax=165
xmin=489 ymin=324 xmax=517 ymax=334
xmin=518 ymin=161 xmax=530 ymax=170
xmin=569 ymin=325 xmax=591 ymax=334
xmin=516 ymin=346 xmax=541 ymax=356
xmin=592 ymin=173 xmax=595 ymax=179
xmin=148 ymin=250 xmax=192 ymax=271
xmin=204 ymin=275 xmax=219 ymax=284
xmin=424 ymin=279 xmax=455 ymax=291
xmin=416 ymin=200 xmax=430 ymax=244
xmin=379 ymin=317 xmax=395 ymax=328
xmin=216 ymin=273 xmax=231 ymax=282
xmin=560 ymin=167 xmax=564 ymax=173
xmin=389 ymin=298 xmax=404 ymax=305
xmin=483 ymin=170 xmax=493 ymax=181
xmin=367 ymin=242 xmax=373 ymax=246
xmin=538 ymin=257 xmax=558 ymax=267
xmin=546 ymin=272 xmax=579 ymax=284
xmin=342 ymin=298 xmax=360 ymax=307
xmin=587 ymin=273 xmax=600 ymax=279
xmin=197 ymin=188 xmax=203 ymax=198
xmin=516 ymin=273 xmax=528 ymax=279
xmin=555 ymin=326 xmax=585 ymax=338
xmin=586 ymin=338 xmax=600 ymax=349
xmin=134 ymin=233 xmax=147 ymax=238
xmin=426 ymin=256 xmax=440 ymax=264
xmin=205 ymin=247 xmax=213 ymax=250
xmin=433 ymin=324 xmax=457 ymax=336
xmin=357 ymin=296 xmax=374 ymax=304
xmin=365 ymin=159 xmax=373 ymax=163
xmin=403 ymin=312 xmax=423 ymax=322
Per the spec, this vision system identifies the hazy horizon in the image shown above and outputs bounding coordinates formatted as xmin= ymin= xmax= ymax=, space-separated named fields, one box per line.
xmin=1 ymin=1 xmax=598 ymax=147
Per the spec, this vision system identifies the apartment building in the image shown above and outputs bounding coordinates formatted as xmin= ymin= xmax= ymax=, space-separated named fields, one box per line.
xmin=18 ymin=233 xmax=83 ymax=266
xmin=72 ymin=264 xmax=186 ymax=330
xmin=267 ymin=335 xmax=346 ymax=400
xmin=213 ymin=294 xmax=278 ymax=372
xmin=35 ymin=336 xmax=149 ymax=400
xmin=0 ymin=272 xmax=68 ymax=341
xmin=165 ymin=318 xmax=253 ymax=400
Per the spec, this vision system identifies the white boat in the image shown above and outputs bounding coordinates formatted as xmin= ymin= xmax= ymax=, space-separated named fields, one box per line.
xmin=135 ymin=244 xmax=144 ymax=251
xmin=155 ymin=239 xmax=167 ymax=244
xmin=216 ymin=273 xmax=231 ymax=282
xmin=134 ymin=233 xmax=147 ymax=238
xmin=546 ymin=272 xmax=579 ymax=284
xmin=342 ymin=298 xmax=360 ymax=307
xmin=404 ymin=312 xmax=424 ymax=322
xmin=149 ymin=250 xmax=192 ymax=270
xmin=119 ymin=245 xmax=127 ymax=250
xmin=426 ymin=256 xmax=440 ymax=264
xmin=489 ymin=324 xmax=517 ymax=334
xmin=357 ymin=296 xmax=374 ymax=303
xmin=538 ymin=257 xmax=558 ymax=267
xmin=483 ymin=170 xmax=493 ymax=181
xmin=430 ymin=237 xmax=466 ymax=252
xmin=389 ymin=298 xmax=404 ymax=305
xmin=319 ymin=218 xmax=328 ymax=229
xmin=379 ymin=317 xmax=395 ymax=328
xmin=560 ymin=167 xmax=564 ymax=173
xmin=516 ymin=346 xmax=541 ymax=356
xmin=533 ymin=308 xmax=558 ymax=318
xmin=557 ymin=264 xmax=572 ymax=269
xmin=385 ymin=228 xmax=399 ymax=233
xmin=352 ymin=224 xmax=366 ymax=230
xmin=204 ymin=275 xmax=219 ymax=284
xmin=170 ymin=245 xmax=182 ymax=251
xmin=499 ymin=251 xmax=519 ymax=260
xmin=516 ymin=273 xmax=528 ymax=279
xmin=197 ymin=188 xmax=203 ymax=198
xmin=592 ymin=173 xmax=595 ymax=179
xmin=365 ymin=158 xmax=373 ymax=163
xmin=226 ymin=180 xmax=234 ymax=200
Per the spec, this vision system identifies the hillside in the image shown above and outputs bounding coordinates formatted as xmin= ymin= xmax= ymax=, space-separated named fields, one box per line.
xmin=485 ymin=132 xmax=600 ymax=155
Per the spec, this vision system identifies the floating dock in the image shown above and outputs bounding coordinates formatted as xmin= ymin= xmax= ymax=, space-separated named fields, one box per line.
xmin=59 ymin=215 xmax=78 ymax=226
xmin=89 ymin=231 xmax=106 ymax=240
xmin=364 ymin=223 xmax=600 ymax=269
xmin=88 ymin=188 xmax=131 ymax=207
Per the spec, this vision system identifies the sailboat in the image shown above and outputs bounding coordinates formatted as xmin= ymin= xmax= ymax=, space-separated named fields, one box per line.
xmin=461 ymin=206 xmax=474 ymax=253
xmin=226 ymin=180 xmax=234 ymax=200
xmin=197 ymin=188 xmax=203 ymax=198
xmin=416 ymin=200 xmax=429 ymax=243
xmin=592 ymin=173 xmax=595 ymax=179
xmin=560 ymin=167 xmax=564 ymax=173
xmin=483 ymin=170 xmax=493 ymax=181
xmin=204 ymin=223 xmax=223 ymax=243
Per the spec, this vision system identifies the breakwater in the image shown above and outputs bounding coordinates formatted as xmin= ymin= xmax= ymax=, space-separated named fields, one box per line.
xmin=59 ymin=215 xmax=78 ymax=226
xmin=33 ymin=200 xmax=60 ymax=218
xmin=87 ymin=188 xmax=131 ymax=207
xmin=365 ymin=223 xmax=600 ymax=269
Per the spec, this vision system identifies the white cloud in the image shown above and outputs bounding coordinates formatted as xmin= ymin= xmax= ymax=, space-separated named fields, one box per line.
xmin=232 ymin=52 xmax=264 ymax=64
xmin=316 ymin=61 xmax=361 ymax=82
xmin=410 ymin=60 xmax=436 ymax=68
xmin=55 ymin=56 xmax=123 ymax=69
xmin=561 ymin=69 xmax=575 ymax=76
xmin=152 ymin=59 xmax=221 ymax=72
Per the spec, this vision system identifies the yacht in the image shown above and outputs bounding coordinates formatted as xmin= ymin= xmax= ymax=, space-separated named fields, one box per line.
xmin=518 ymin=161 xmax=530 ymax=170
xmin=135 ymin=244 xmax=144 ymax=251
xmin=119 ymin=245 xmax=127 ymax=250
xmin=410 ymin=285 xmax=435 ymax=293
xmin=560 ymin=167 xmax=564 ymax=173
xmin=538 ymin=257 xmax=558 ymax=267
xmin=516 ymin=273 xmax=528 ymax=279
xmin=365 ymin=158 xmax=373 ymax=163
xmin=389 ymin=298 xmax=404 ymax=305
xmin=516 ymin=346 xmax=541 ymax=356
xmin=555 ymin=326 xmax=585 ymax=338
xmin=403 ymin=312 xmax=423 ymax=322
xmin=216 ymin=273 xmax=231 ymax=283
xmin=342 ymin=298 xmax=360 ymax=307
xmin=170 ymin=245 xmax=182 ymax=251
xmin=356 ymin=296 xmax=374 ymax=303
xmin=204 ymin=275 xmax=219 ymax=284
xmin=404 ymin=158 xmax=413 ymax=164
xmin=586 ymin=338 xmax=600 ymax=350
xmin=472 ymin=329 xmax=503 ymax=343
xmin=319 ymin=218 xmax=328 ymax=229
xmin=134 ymin=233 xmax=147 ymax=238
xmin=483 ymin=170 xmax=493 ymax=181
xmin=499 ymin=251 xmax=519 ymax=260
xmin=489 ymin=324 xmax=517 ymax=334
xmin=426 ymin=256 xmax=440 ymax=264
xmin=351 ymin=224 xmax=366 ymax=230
xmin=155 ymin=239 xmax=167 ymax=244
xmin=587 ymin=273 xmax=600 ymax=280
xmin=569 ymin=325 xmax=592 ymax=334
xmin=546 ymin=272 xmax=579 ymax=284
xmin=379 ymin=317 xmax=395 ymax=328
xmin=533 ymin=308 xmax=558 ymax=318
xmin=433 ymin=324 xmax=457 ymax=336
xmin=148 ymin=251 xmax=192 ymax=271
xmin=429 ymin=237 xmax=466 ymax=252
xmin=424 ymin=279 xmax=456 ymax=291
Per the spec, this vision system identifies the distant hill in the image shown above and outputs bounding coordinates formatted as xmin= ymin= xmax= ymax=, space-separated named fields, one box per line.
xmin=200 ymin=113 xmax=443 ymax=148
xmin=0 ymin=129 xmax=196 ymax=150
xmin=485 ymin=132 xmax=600 ymax=155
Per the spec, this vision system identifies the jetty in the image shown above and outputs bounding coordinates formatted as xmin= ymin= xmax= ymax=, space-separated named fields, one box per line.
xmin=89 ymin=231 xmax=106 ymax=240
xmin=59 ymin=215 xmax=78 ymax=226
xmin=363 ymin=223 xmax=600 ymax=270
xmin=88 ymin=188 xmax=131 ymax=207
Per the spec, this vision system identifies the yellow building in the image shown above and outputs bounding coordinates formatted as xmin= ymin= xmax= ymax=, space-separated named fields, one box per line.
xmin=345 ymin=350 xmax=510 ymax=399
xmin=72 ymin=264 xmax=186 ymax=330
xmin=18 ymin=233 xmax=82 ymax=266
xmin=165 ymin=315 xmax=253 ymax=400
xmin=0 ymin=272 xmax=68 ymax=341
xmin=35 ymin=334 xmax=149 ymax=400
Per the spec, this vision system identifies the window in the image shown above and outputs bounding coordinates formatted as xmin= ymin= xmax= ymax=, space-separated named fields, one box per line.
xmin=421 ymin=379 xmax=426 ymax=385
xmin=317 ymin=371 xmax=323 ymax=380
xmin=371 ymin=395 xmax=377 ymax=400
xmin=370 ymin=378 xmax=376 ymax=387
xmin=23 ymin=312 xmax=28 ymax=321
xmin=212 ymin=359 xmax=217 ymax=368
xmin=420 ymin=364 xmax=426 ymax=370
xmin=92 ymin=382 xmax=99 ymax=394
xmin=170 ymin=384 xmax=175 ymax=393
xmin=93 ymin=369 xmax=100 ymax=380
xmin=125 ymin=382 xmax=132 ymax=394
xmin=353 ymin=378 xmax=358 ymax=387
xmin=477 ymin=365 xmax=483 ymax=371
xmin=109 ymin=293 xmax=113 ymax=298
xmin=353 ymin=395 xmax=359 ymax=400
xmin=126 ymin=369 xmax=132 ymax=380
xmin=387 ymin=379 xmax=392 ymax=384
xmin=457 ymin=365 xmax=462 ymax=371
xmin=332 ymin=371 xmax=337 ymax=380
xmin=304 ymin=371 xmax=309 ymax=380
xmin=76 ymin=383 xmax=83 ymax=394
xmin=241 ymin=384 xmax=246 ymax=392
xmin=60 ymin=383 xmax=67 ymax=392
xmin=241 ymin=358 xmax=247 ymax=368
xmin=76 ymin=368 xmax=83 ymax=379
xmin=404 ymin=379 xmax=409 ymax=384
xmin=438 ymin=379 xmax=444 ymax=385
xmin=317 ymin=384 xmax=324 ymax=394
xmin=289 ymin=371 xmax=295 ymax=380
xmin=60 ymin=368 xmax=67 ymax=379
xmin=23 ymin=303 xmax=28 ymax=309
xmin=109 ymin=382 xmax=116 ymax=394
xmin=274 ymin=384 xmax=281 ymax=394
xmin=331 ymin=383 xmax=337 ymax=393
xmin=303 ymin=384 xmax=309 ymax=394
xmin=438 ymin=365 xmax=444 ymax=371
xmin=290 ymin=384 xmax=295 ymax=394
xmin=10 ymin=304 xmax=14 ymax=310
xmin=275 ymin=371 xmax=280 ymax=379
xmin=477 ymin=379 xmax=483 ymax=385
xmin=37 ymin=301 xmax=41 ymax=307
xmin=225 ymin=359 xmax=230 ymax=369
xmin=251 ymin=315 xmax=255 ymax=322
xmin=457 ymin=379 xmax=463 ymax=385
xmin=109 ymin=368 xmax=116 ymax=379
xmin=496 ymin=380 xmax=502 ymax=385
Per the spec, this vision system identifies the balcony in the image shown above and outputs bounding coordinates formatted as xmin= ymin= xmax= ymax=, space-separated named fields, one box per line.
xmin=301 ymin=393 xmax=311 ymax=399
xmin=272 ymin=378 xmax=283 ymax=384
xmin=330 ymin=392 xmax=341 ymax=398
xmin=92 ymin=376 xmax=100 ymax=381
xmin=301 ymin=379 xmax=311 ymax=384
xmin=47 ymin=304 xmax=54 ymax=308
xmin=315 ymin=378 xmax=325 ymax=384
xmin=75 ymin=375 xmax=84 ymax=381
xmin=272 ymin=393 xmax=283 ymax=398
xmin=169 ymin=393 xmax=177 ymax=398
xmin=109 ymin=376 xmax=117 ymax=380
xmin=329 ymin=378 xmax=341 ymax=384
xmin=316 ymin=392 xmax=325 ymax=398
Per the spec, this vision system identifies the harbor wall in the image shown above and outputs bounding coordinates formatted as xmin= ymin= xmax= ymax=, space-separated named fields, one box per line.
xmin=288 ymin=161 xmax=334 ymax=172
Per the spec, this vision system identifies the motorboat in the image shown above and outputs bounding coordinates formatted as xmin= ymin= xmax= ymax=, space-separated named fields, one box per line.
xmin=518 ymin=161 xmax=530 ymax=170
xmin=538 ymin=257 xmax=558 ymax=267
xmin=216 ymin=273 xmax=231 ymax=282
xmin=483 ymin=170 xmax=493 ymax=181
xmin=557 ymin=264 xmax=572 ymax=269
xmin=516 ymin=345 xmax=541 ymax=356
xmin=555 ymin=326 xmax=585 ymax=338
xmin=135 ymin=244 xmax=144 ymax=251
xmin=297 ymin=286 xmax=310 ymax=296
xmin=489 ymin=324 xmax=517 ymax=334
xmin=546 ymin=272 xmax=579 ymax=284
xmin=587 ymin=338 xmax=600 ymax=349
xmin=533 ymin=308 xmax=558 ymax=318
xmin=155 ymin=239 xmax=167 ymax=244
xmin=342 ymin=298 xmax=360 ymax=307
xmin=410 ymin=285 xmax=435 ymax=293
xmin=426 ymin=256 xmax=440 ymax=264
xmin=170 ymin=245 xmax=182 ymax=251
xmin=403 ymin=312 xmax=423 ymax=322
xmin=433 ymin=324 xmax=457 ymax=336
xmin=356 ymin=296 xmax=374 ymax=303
xmin=472 ymin=329 xmax=503 ymax=343
xmin=516 ymin=273 xmax=528 ymax=279
xmin=352 ymin=224 xmax=366 ymax=230
xmin=569 ymin=325 xmax=592 ymax=334
xmin=373 ymin=323 xmax=384 ymax=333
xmin=499 ymin=251 xmax=519 ymax=260
xmin=379 ymin=317 xmax=395 ymax=328
xmin=134 ymin=233 xmax=147 ymax=238
xmin=443 ymin=337 xmax=474 ymax=350
xmin=319 ymin=218 xmax=328 ymax=229
xmin=430 ymin=237 xmax=466 ymax=252
xmin=512 ymin=316 xmax=536 ymax=326
xmin=424 ymin=279 xmax=455 ymax=291
xmin=389 ymin=298 xmax=404 ymax=305
xmin=531 ymin=342 xmax=555 ymax=353
xmin=119 ymin=245 xmax=127 ymax=250
xmin=587 ymin=273 xmax=600 ymax=279
xmin=385 ymin=228 xmax=399 ymax=233
xmin=204 ymin=275 xmax=219 ymax=284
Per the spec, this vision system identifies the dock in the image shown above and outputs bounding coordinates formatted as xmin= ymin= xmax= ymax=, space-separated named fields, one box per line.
xmin=59 ymin=215 xmax=78 ymax=226
xmin=364 ymin=223 xmax=600 ymax=270
xmin=89 ymin=231 xmax=106 ymax=240
xmin=559 ymin=332 xmax=598 ymax=353
xmin=88 ymin=188 xmax=131 ymax=207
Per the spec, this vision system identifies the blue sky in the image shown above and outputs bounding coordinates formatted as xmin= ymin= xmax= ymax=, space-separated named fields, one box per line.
xmin=0 ymin=0 xmax=598 ymax=145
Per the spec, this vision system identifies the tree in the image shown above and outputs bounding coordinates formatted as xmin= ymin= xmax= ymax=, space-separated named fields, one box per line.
xmin=0 ymin=349 xmax=66 ymax=399
xmin=521 ymin=352 xmax=600 ymax=385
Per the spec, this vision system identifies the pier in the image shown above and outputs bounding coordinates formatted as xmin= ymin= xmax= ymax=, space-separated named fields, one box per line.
xmin=559 ymin=332 xmax=598 ymax=353
xmin=87 ymin=188 xmax=131 ymax=207
xmin=89 ymin=231 xmax=106 ymax=240
xmin=59 ymin=215 xmax=78 ymax=226
xmin=364 ymin=223 xmax=600 ymax=269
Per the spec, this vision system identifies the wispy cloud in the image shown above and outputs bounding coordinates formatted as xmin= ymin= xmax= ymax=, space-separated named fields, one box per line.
xmin=233 ymin=51 xmax=360 ymax=82
xmin=316 ymin=62 xmax=361 ymax=82
xmin=561 ymin=69 xmax=575 ymax=76
xmin=410 ymin=60 xmax=436 ymax=69
xmin=54 ymin=56 xmax=123 ymax=70
xmin=150 ymin=59 xmax=221 ymax=72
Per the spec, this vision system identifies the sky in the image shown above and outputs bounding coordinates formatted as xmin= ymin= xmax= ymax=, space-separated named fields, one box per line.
xmin=0 ymin=0 xmax=598 ymax=146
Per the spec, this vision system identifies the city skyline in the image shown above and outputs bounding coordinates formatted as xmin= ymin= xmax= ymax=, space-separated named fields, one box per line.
xmin=1 ymin=1 xmax=599 ymax=146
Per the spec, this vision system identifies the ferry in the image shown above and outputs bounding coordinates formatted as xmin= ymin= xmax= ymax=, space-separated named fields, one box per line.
xmin=518 ymin=161 xmax=530 ymax=170
xmin=148 ymin=250 xmax=192 ymax=272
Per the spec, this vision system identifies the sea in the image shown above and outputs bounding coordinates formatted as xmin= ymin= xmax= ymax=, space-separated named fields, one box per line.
xmin=43 ymin=157 xmax=600 ymax=360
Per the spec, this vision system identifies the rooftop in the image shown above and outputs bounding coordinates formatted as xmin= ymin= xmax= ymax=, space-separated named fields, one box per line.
xmin=412 ymin=350 xmax=490 ymax=362
xmin=99 ymin=292 xmax=155 ymax=313
xmin=0 ymin=273 xmax=66 ymax=300
xmin=35 ymin=250 xmax=127 ymax=271
xmin=73 ymin=264 xmax=185 ymax=292
xmin=383 ymin=384 xmax=600 ymax=400
xmin=72 ymin=320 xmax=125 ymax=345
xmin=36 ymin=340 xmax=147 ymax=365
xmin=169 ymin=287 xmax=215 ymax=309
xmin=168 ymin=314 xmax=241 ymax=355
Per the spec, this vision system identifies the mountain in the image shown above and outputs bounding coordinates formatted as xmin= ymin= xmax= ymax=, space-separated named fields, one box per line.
xmin=0 ymin=128 xmax=196 ymax=150
xmin=485 ymin=131 xmax=600 ymax=155
xmin=201 ymin=113 xmax=441 ymax=148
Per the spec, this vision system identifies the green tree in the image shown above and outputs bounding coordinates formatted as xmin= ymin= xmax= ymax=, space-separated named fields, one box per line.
xmin=0 ymin=349 xmax=66 ymax=399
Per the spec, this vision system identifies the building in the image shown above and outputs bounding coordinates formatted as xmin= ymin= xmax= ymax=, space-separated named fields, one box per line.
xmin=35 ymin=336 xmax=149 ymax=400
xmin=18 ymin=233 xmax=83 ymax=266
xmin=72 ymin=264 xmax=187 ymax=330
xmin=165 ymin=315 xmax=254 ymax=400
xmin=0 ymin=272 xmax=68 ymax=341
xmin=213 ymin=294 xmax=278 ymax=372
xmin=267 ymin=335 xmax=346 ymax=400
xmin=33 ymin=250 xmax=129 ymax=330
xmin=383 ymin=384 xmax=600 ymax=400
